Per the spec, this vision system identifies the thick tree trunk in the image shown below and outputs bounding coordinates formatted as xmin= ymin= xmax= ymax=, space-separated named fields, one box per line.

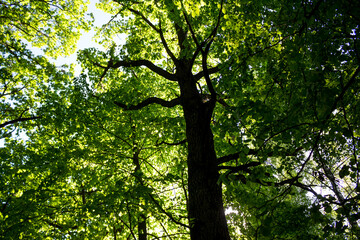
xmin=178 ymin=69 xmax=230 ymax=240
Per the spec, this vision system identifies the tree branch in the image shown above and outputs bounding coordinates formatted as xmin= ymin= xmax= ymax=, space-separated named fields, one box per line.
xmin=44 ymin=219 xmax=78 ymax=230
xmin=218 ymin=161 xmax=261 ymax=173
xmin=217 ymin=147 xmax=303 ymax=165
xmin=110 ymin=59 xmax=177 ymax=81
xmin=127 ymin=7 xmax=160 ymax=32
xmin=155 ymin=139 xmax=187 ymax=146
xmin=194 ymin=66 xmax=220 ymax=81
xmin=180 ymin=3 xmax=201 ymax=49
xmin=201 ymin=42 xmax=216 ymax=97
xmin=158 ymin=20 xmax=178 ymax=63
xmin=0 ymin=116 xmax=41 ymax=128
xmin=182 ymin=1 xmax=224 ymax=97
xmin=126 ymin=6 xmax=178 ymax=63
xmin=254 ymin=176 xmax=302 ymax=188
xmin=174 ymin=22 xmax=187 ymax=51
xmin=148 ymin=193 xmax=190 ymax=229
xmin=180 ymin=4 xmax=205 ymax=66
xmin=326 ymin=66 xmax=360 ymax=122
xmin=200 ymin=0 xmax=224 ymax=98
xmin=207 ymin=0 xmax=223 ymax=42
xmin=114 ymin=97 xmax=182 ymax=110
xmin=217 ymin=149 xmax=257 ymax=165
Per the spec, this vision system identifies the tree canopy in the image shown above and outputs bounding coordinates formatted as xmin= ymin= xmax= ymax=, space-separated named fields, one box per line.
xmin=1 ymin=0 xmax=359 ymax=239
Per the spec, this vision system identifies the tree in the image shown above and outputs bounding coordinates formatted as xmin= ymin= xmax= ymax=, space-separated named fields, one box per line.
xmin=1 ymin=0 xmax=359 ymax=239
xmin=0 ymin=0 xmax=91 ymax=238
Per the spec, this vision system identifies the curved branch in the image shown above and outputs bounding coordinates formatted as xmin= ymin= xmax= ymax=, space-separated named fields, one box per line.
xmin=255 ymin=176 xmax=302 ymax=188
xmin=181 ymin=3 xmax=200 ymax=49
xmin=206 ymin=0 xmax=223 ymax=42
xmin=183 ymin=0 xmax=224 ymax=96
xmin=110 ymin=59 xmax=177 ymax=81
xmin=181 ymin=5 xmax=204 ymax=66
xmin=217 ymin=147 xmax=302 ymax=165
xmin=201 ymin=42 xmax=216 ymax=97
xmin=114 ymin=97 xmax=182 ymax=110
xmin=155 ymin=139 xmax=187 ymax=146
xmin=148 ymin=193 xmax=190 ymax=229
xmin=0 ymin=116 xmax=41 ymax=128
xmin=218 ymin=161 xmax=261 ymax=173
xmin=158 ymin=20 xmax=178 ymax=63
xmin=200 ymin=0 xmax=223 ymax=97
xmin=194 ymin=66 xmax=220 ymax=81
xmin=217 ymin=149 xmax=257 ymax=165
xmin=326 ymin=66 xmax=360 ymax=121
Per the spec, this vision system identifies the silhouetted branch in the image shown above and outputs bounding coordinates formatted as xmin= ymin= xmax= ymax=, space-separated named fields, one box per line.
xmin=218 ymin=147 xmax=303 ymax=165
xmin=0 ymin=116 xmax=41 ymax=128
xmin=217 ymin=149 xmax=258 ymax=165
xmin=218 ymin=161 xmax=261 ymax=173
xmin=44 ymin=219 xmax=78 ymax=230
xmin=194 ymin=66 xmax=220 ymax=81
xmin=114 ymin=97 xmax=182 ymax=110
xmin=155 ymin=139 xmax=187 ymax=146
xmin=111 ymin=59 xmax=177 ymax=81
xmin=148 ymin=193 xmax=190 ymax=229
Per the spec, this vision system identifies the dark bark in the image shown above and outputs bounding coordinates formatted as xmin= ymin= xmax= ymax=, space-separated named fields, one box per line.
xmin=138 ymin=214 xmax=147 ymax=240
xmin=177 ymin=64 xmax=230 ymax=240
xmin=133 ymin=148 xmax=148 ymax=240
xmin=179 ymin=14 xmax=230 ymax=239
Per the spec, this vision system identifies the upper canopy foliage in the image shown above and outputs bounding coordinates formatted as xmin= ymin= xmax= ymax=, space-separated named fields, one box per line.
xmin=1 ymin=0 xmax=91 ymax=56
xmin=1 ymin=0 xmax=360 ymax=239
xmin=0 ymin=0 xmax=91 ymax=139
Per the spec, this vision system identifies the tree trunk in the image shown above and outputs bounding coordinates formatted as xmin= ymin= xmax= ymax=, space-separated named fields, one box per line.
xmin=133 ymin=146 xmax=147 ymax=240
xmin=138 ymin=214 xmax=147 ymax=240
xmin=178 ymin=68 xmax=231 ymax=240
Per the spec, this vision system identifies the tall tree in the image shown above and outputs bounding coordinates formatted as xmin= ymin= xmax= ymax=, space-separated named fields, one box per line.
xmin=83 ymin=1 xmax=233 ymax=238
xmin=84 ymin=0 xmax=360 ymax=238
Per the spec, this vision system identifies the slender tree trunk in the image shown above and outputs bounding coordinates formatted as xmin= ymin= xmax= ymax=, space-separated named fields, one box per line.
xmin=133 ymin=146 xmax=147 ymax=240
xmin=178 ymin=68 xmax=230 ymax=240
xmin=138 ymin=214 xmax=147 ymax=240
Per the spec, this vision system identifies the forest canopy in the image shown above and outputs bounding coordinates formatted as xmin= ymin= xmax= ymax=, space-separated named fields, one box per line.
xmin=1 ymin=0 xmax=359 ymax=239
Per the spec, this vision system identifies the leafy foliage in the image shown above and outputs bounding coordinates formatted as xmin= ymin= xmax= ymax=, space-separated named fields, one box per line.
xmin=1 ymin=0 xmax=360 ymax=239
xmin=0 ymin=0 xmax=92 ymax=139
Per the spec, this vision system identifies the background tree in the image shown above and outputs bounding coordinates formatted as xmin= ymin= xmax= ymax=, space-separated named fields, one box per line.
xmin=0 ymin=0 xmax=91 ymax=238
xmin=216 ymin=0 xmax=360 ymax=238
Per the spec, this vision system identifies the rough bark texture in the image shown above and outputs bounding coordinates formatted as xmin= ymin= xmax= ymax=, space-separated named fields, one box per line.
xmin=177 ymin=63 xmax=231 ymax=240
